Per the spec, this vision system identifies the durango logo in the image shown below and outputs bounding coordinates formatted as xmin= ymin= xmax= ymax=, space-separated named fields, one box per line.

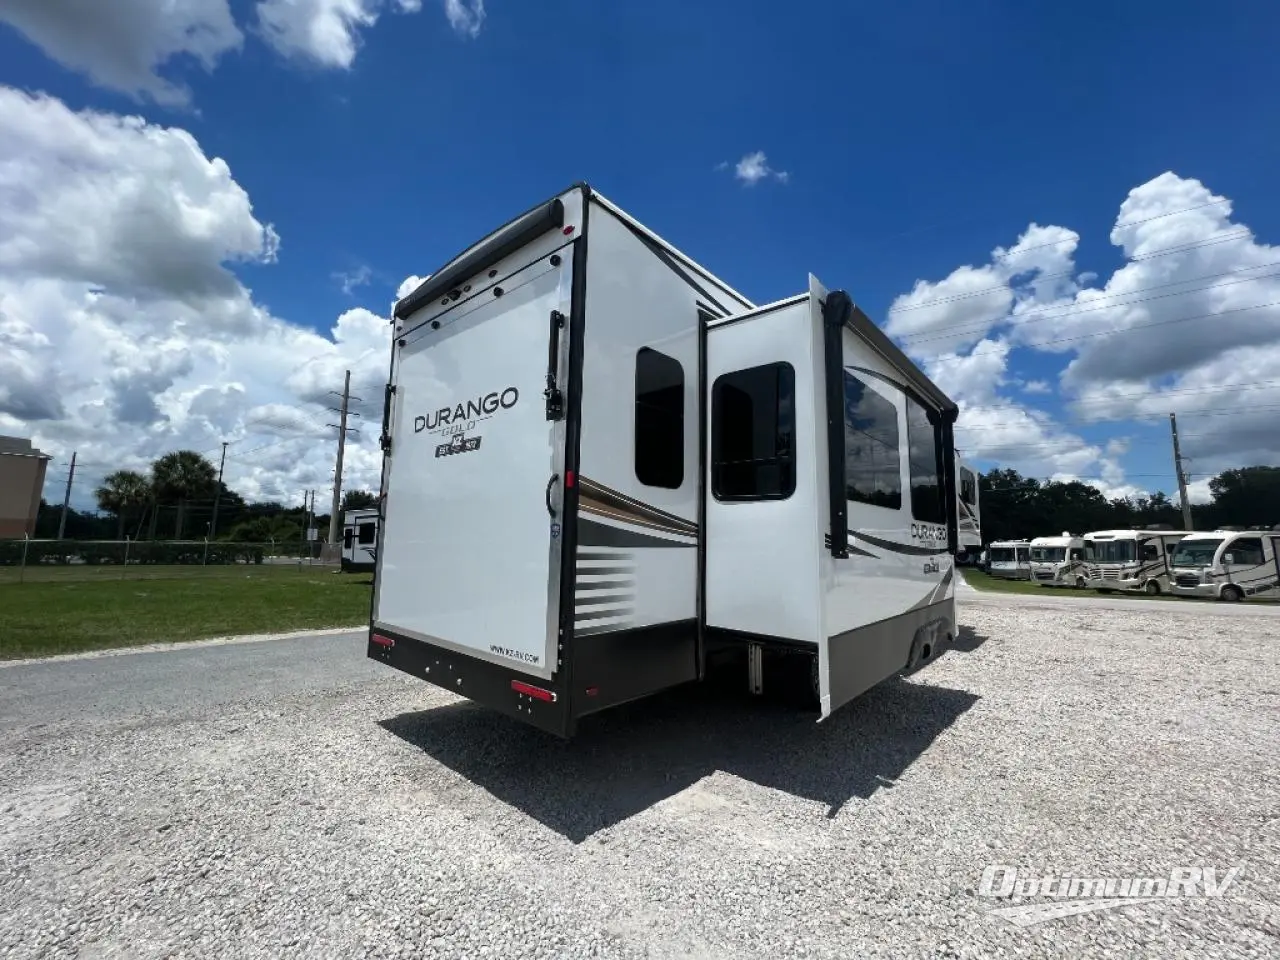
xmin=414 ymin=387 xmax=519 ymax=436
xmin=912 ymin=523 xmax=946 ymax=541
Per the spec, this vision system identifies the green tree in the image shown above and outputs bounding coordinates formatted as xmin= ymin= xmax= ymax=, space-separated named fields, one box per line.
xmin=341 ymin=489 xmax=377 ymax=513
xmin=1208 ymin=466 xmax=1280 ymax=527
xmin=94 ymin=470 xmax=152 ymax=539
xmin=150 ymin=450 xmax=219 ymax=539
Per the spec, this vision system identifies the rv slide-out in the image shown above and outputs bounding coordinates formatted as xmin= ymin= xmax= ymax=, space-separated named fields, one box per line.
xmin=368 ymin=184 xmax=960 ymax=737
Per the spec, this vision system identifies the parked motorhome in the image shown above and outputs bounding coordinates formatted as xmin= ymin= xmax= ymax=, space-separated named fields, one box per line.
xmin=956 ymin=458 xmax=982 ymax=564
xmin=1029 ymin=533 xmax=1086 ymax=587
xmin=1082 ymin=528 xmax=1191 ymax=595
xmin=987 ymin=540 xmax=1031 ymax=580
xmin=368 ymin=183 xmax=960 ymax=737
xmin=1169 ymin=530 xmax=1280 ymax=601
xmin=342 ymin=507 xmax=379 ymax=573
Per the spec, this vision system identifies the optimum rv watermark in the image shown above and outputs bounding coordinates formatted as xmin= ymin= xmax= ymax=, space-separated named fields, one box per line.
xmin=978 ymin=864 xmax=1243 ymax=927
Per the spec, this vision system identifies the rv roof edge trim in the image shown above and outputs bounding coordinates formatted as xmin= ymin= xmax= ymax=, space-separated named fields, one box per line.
xmin=394 ymin=193 xmax=572 ymax=321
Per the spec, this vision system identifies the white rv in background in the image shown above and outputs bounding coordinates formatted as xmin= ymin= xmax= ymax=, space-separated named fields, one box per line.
xmin=1028 ymin=533 xmax=1086 ymax=587
xmin=1083 ymin=527 xmax=1191 ymax=595
xmin=341 ymin=507 xmax=379 ymax=573
xmin=367 ymin=183 xmax=961 ymax=737
xmin=1169 ymin=530 xmax=1280 ymax=601
xmin=956 ymin=458 xmax=982 ymax=563
xmin=987 ymin=540 xmax=1031 ymax=580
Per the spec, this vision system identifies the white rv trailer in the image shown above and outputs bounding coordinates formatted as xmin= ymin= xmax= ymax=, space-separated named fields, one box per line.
xmin=341 ymin=507 xmax=380 ymax=573
xmin=1168 ymin=530 xmax=1280 ymax=601
xmin=1028 ymin=533 xmax=1086 ymax=587
xmin=1082 ymin=528 xmax=1191 ymax=594
xmin=987 ymin=539 xmax=1031 ymax=580
xmin=368 ymin=183 xmax=960 ymax=737
xmin=956 ymin=458 xmax=982 ymax=563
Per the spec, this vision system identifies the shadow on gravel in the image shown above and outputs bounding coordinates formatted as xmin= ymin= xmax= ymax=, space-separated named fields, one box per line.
xmin=379 ymin=673 xmax=979 ymax=843
xmin=950 ymin=626 xmax=989 ymax=653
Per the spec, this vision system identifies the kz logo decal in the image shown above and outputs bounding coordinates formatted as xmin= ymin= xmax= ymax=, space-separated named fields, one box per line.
xmin=436 ymin=433 xmax=482 ymax=458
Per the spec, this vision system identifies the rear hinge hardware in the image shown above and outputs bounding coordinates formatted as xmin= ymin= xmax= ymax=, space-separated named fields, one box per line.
xmin=545 ymin=310 xmax=567 ymax=421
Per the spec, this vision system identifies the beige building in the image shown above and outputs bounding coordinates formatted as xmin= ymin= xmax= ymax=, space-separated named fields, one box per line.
xmin=0 ymin=436 xmax=51 ymax=538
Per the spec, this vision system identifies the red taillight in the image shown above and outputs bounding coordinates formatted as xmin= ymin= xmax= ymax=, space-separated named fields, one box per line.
xmin=565 ymin=470 xmax=576 ymax=488
xmin=562 ymin=225 xmax=575 ymax=236
xmin=511 ymin=680 xmax=556 ymax=702
xmin=585 ymin=686 xmax=599 ymax=697
xmin=371 ymin=634 xmax=394 ymax=648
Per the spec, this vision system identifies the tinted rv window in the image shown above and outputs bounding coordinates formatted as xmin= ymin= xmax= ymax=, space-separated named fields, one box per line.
xmin=906 ymin=395 xmax=946 ymax=524
xmin=1231 ymin=538 xmax=1265 ymax=565
xmin=343 ymin=529 xmax=353 ymax=549
xmin=358 ymin=523 xmax=376 ymax=545
xmin=844 ymin=373 xmax=902 ymax=510
xmin=635 ymin=348 xmax=684 ymax=489
xmin=711 ymin=362 xmax=796 ymax=501
xmin=960 ymin=467 xmax=977 ymax=505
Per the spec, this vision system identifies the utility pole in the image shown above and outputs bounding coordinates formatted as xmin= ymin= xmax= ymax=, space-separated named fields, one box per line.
xmin=327 ymin=370 xmax=361 ymax=547
xmin=1170 ymin=413 xmax=1194 ymax=531
xmin=209 ymin=441 xmax=229 ymax=540
xmin=57 ymin=451 xmax=76 ymax=540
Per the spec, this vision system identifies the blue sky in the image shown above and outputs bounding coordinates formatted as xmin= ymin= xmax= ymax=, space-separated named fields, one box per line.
xmin=2 ymin=0 xmax=1279 ymax=506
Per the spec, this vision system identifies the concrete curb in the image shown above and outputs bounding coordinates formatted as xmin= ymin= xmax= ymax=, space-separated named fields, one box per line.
xmin=0 ymin=626 xmax=365 ymax=669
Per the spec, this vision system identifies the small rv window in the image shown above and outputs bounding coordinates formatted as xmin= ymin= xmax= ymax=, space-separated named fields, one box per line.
xmin=358 ymin=523 xmax=376 ymax=545
xmin=906 ymin=395 xmax=946 ymax=525
xmin=959 ymin=467 xmax=977 ymax=505
xmin=711 ymin=362 xmax=796 ymax=501
xmin=1143 ymin=542 xmax=1160 ymax=561
xmin=343 ymin=529 xmax=353 ymax=549
xmin=844 ymin=373 xmax=902 ymax=510
xmin=635 ymin=348 xmax=684 ymax=489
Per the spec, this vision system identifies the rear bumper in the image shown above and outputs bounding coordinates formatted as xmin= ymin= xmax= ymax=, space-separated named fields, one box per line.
xmin=367 ymin=626 xmax=571 ymax=737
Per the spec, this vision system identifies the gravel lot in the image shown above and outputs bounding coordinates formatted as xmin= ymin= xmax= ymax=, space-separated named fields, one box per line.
xmin=1 ymin=597 xmax=1278 ymax=959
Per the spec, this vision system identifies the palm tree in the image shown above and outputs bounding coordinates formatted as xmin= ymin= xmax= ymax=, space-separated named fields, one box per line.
xmin=94 ymin=470 xmax=152 ymax=539
xmin=151 ymin=450 xmax=218 ymax=539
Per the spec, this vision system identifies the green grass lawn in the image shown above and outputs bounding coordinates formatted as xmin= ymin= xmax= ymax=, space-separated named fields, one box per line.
xmin=0 ymin=567 xmax=371 ymax=660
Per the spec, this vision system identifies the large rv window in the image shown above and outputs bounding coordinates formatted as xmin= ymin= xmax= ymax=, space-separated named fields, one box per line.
xmin=1031 ymin=547 xmax=1066 ymax=562
xmin=1171 ymin=539 xmax=1223 ymax=566
xmin=635 ymin=348 xmax=684 ymax=489
xmin=711 ymin=362 xmax=796 ymax=501
xmin=960 ymin=467 xmax=977 ymax=505
xmin=906 ymin=395 xmax=946 ymax=524
xmin=359 ymin=523 xmax=376 ymax=545
xmin=1230 ymin=538 xmax=1265 ymax=565
xmin=843 ymin=373 xmax=902 ymax=510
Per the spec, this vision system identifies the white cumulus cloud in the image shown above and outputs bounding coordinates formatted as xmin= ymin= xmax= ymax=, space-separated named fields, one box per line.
xmin=886 ymin=171 xmax=1280 ymax=495
xmin=0 ymin=85 xmax=390 ymax=506
xmin=729 ymin=151 xmax=789 ymax=186
xmin=0 ymin=0 xmax=242 ymax=105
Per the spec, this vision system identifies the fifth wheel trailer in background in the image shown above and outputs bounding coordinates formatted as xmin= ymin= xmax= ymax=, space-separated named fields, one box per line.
xmin=341 ymin=508 xmax=379 ymax=573
xmin=367 ymin=183 xmax=960 ymax=737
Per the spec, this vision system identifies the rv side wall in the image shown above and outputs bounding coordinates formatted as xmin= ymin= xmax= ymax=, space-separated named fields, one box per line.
xmin=568 ymin=199 xmax=753 ymax=715
xmin=819 ymin=322 xmax=956 ymax=710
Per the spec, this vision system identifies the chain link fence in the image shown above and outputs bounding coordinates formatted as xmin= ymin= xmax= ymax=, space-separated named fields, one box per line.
xmin=0 ymin=538 xmax=341 ymax=584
